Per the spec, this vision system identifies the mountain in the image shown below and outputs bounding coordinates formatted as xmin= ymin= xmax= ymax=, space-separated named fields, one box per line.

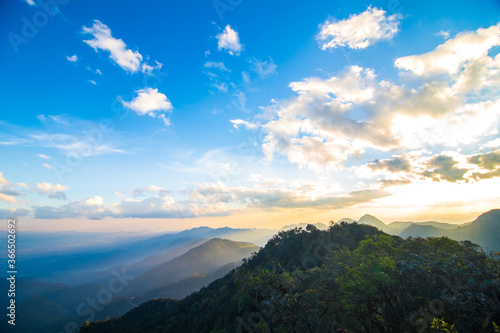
xmin=449 ymin=209 xmax=500 ymax=252
xmin=124 ymin=238 xmax=259 ymax=295
xmin=353 ymin=210 xmax=500 ymax=252
xmin=357 ymin=214 xmax=392 ymax=232
xmin=136 ymin=262 xmax=240 ymax=303
xmin=7 ymin=226 xmax=275 ymax=287
xmin=76 ymin=237 xmax=209 ymax=286
xmin=79 ymin=221 xmax=500 ymax=333
xmin=399 ymin=209 xmax=500 ymax=252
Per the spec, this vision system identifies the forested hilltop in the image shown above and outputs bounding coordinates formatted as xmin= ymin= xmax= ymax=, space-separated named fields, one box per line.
xmin=80 ymin=221 xmax=500 ymax=333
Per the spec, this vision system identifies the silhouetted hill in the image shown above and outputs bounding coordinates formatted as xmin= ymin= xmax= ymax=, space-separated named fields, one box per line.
xmin=124 ymin=238 xmax=259 ymax=295
xmin=398 ymin=209 xmax=500 ymax=252
xmin=358 ymin=214 xmax=391 ymax=232
xmin=13 ymin=226 xmax=275 ymax=286
xmin=6 ymin=295 xmax=71 ymax=333
xmin=354 ymin=210 xmax=500 ymax=252
xmin=137 ymin=262 xmax=240 ymax=302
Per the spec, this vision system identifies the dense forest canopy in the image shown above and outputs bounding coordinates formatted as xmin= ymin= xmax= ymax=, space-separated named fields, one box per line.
xmin=80 ymin=222 xmax=500 ymax=333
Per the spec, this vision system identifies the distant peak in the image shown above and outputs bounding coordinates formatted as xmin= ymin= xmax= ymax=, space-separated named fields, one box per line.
xmin=358 ymin=214 xmax=386 ymax=227
xmin=337 ymin=218 xmax=355 ymax=224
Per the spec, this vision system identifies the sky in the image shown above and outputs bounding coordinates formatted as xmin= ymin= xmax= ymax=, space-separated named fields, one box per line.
xmin=1 ymin=0 xmax=500 ymax=232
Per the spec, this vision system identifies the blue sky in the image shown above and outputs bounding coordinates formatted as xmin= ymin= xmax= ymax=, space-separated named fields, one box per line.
xmin=1 ymin=0 xmax=500 ymax=232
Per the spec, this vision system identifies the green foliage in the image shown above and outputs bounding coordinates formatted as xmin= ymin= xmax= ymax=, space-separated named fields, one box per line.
xmin=430 ymin=318 xmax=457 ymax=332
xmin=80 ymin=223 xmax=500 ymax=333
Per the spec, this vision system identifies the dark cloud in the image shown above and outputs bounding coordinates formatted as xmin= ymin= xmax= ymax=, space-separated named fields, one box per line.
xmin=472 ymin=169 xmax=500 ymax=180
xmin=367 ymin=156 xmax=411 ymax=172
xmin=422 ymin=155 xmax=467 ymax=182
xmin=0 ymin=189 xmax=23 ymax=196
xmin=377 ymin=178 xmax=412 ymax=188
xmin=468 ymin=150 xmax=500 ymax=170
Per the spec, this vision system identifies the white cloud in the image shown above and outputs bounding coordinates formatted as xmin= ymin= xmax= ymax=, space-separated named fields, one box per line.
xmin=24 ymin=0 xmax=36 ymax=6
xmin=66 ymin=55 xmax=78 ymax=62
xmin=42 ymin=163 xmax=53 ymax=170
xmin=36 ymin=182 xmax=70 ymax=200
xmin=395 ymin=23 xmax=500 ymax=75
xmin=230 ymin=119 xmax=259 ymax=130
xmin=250 ymin=58 xmax=277 ymax=78
xmin=191 ymin=181 xmax=387 ymax=209
xmin=435 ymin=30 xmax=450 ymax=40
xmin=0 ymin=193 xmax=17 ymax=204
xmin=37 ymin=153 xmax=50 ymax=160
xmin=89 ymin=80 xmax=97 ymax=85
xmin=259 ymin=22 xmax=500 ymax=172
xmin=33 ymin=196 xmax=111 ymax=219
xmin=82 ymin=20 xmax=160 ymax=74
xmin=0 ymin=173 xmax=24 ymax=204
xmin=216 ymin=25 xmax=243 ymax=56
xmin=113 ymin=196 xmax=194 ymax=219
xmin=30 ymin=132 xmax=125 ymax=157
xmin=484 ymin=138 xmax=500 ymax=148
xmin=317 ymin=6 xmax=402 ymax=50
xmin=131 ymin=185 xmax=170 ymax=197
xmin=120 ymin=88 xmax=173 ymax=124
xmin=141 ymin=60 xmax=163 ymax=75
xmin=204 ymin=61 xmax=230 ymax=71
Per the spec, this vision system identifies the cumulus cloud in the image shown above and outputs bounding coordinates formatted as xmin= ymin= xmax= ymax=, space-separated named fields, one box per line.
xmin=250 ymin=58 xmax=277 ymax=78
xmin=259 ymin=22 xmax=500 ymax=171
xmin=230 ymin=119 xmax=259 ymax=130
xmin=216 ymin=25 xmax=243 ymax=55
xmin=0 ymin=208 xmax=30 ymax=219
xmin=435 ymin=31 xmax=450 ymax=40
xmin=191 ymin=182 xmax=387 ymax=209
xmin=396 ymin=23 xmax=500 ymax=76
xmin=113 ymin=196 xmax=193 ymax=219
xmin=120 ymin=88 xmax=173 ymax=124
xmin=421 ymin=155 xmax=468 ymax=182
xmin=468 ymin=150 xmax=500 ymax=170
xmin=33 ymin=196 xmax=112 ymax=219
xmin=377 ymin=178 xmax=412 ymax=188
xmin=66 ymin=55 xmax=78 ymax=62
xmin=469 ymin=150 xmax=500 ymax=180
xmin=35 ymin=182 xmax=69 ymax=200
xmin=317 ymin=6 xmax=401 ymax=50
xmin=32 ymin=194 xmax=217 ymax=219
xmin=367 ymin=156 xmax=412 ymax=172
xmin=37 ymin=153 xmax=50 ymax=159
xmin=0 ymin=172 xmax=24 ymax=204
xmin=82 ymin=20 xmax=160 ymax=74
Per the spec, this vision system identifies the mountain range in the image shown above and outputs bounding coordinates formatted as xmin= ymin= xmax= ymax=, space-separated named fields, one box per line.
xmin=352 ymin=209 xmax=500 ymax=252
xmin=0 ymin=238 xmax=259 ymax=333
xmin=78 ymin=216 xmax=500 ymax=332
